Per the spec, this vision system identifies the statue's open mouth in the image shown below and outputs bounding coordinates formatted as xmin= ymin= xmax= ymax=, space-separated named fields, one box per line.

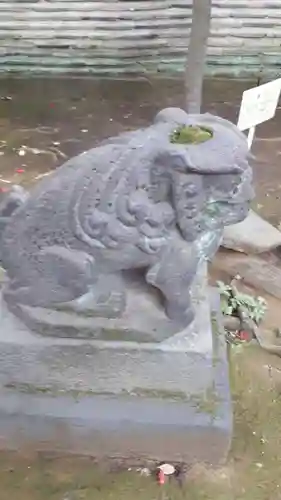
xmin=204 ymin=200 xmax=251 ymax=228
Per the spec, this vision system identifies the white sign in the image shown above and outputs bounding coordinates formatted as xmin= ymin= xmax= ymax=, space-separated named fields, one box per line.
xmin=237 ymin=78 xmax=281 ymax=132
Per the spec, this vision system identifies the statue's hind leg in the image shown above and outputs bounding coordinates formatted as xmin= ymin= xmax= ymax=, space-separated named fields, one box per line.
xmin=3 ymin=246 xmax=126 ymax=318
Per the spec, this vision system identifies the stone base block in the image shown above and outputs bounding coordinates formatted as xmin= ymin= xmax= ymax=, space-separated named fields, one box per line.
xmin=0 ymin=288 xmax=232 ymax=464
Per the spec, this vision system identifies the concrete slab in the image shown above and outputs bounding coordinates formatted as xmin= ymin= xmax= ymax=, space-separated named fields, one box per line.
xmin=222 ymin=209 xmax=281 ymax=254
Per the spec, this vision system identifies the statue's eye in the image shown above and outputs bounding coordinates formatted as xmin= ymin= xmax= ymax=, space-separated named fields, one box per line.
xmin=184 ymin=183 xmax=198 ymax=196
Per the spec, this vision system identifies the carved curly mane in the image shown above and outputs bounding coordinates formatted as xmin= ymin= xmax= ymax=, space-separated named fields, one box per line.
xmin=71 ymin=128 xmax=163 ymax=251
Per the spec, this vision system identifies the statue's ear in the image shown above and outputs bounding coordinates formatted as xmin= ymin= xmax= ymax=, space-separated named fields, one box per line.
xmin=154 ymin=107 xmax=189 ymax=125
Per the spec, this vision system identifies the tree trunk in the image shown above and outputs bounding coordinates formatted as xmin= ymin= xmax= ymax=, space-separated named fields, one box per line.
xmin=185 ymin=0 xmax=212 ymax=114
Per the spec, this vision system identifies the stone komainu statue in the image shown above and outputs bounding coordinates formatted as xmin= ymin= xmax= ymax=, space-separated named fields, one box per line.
xmin=0 ymin=108 xmax=253 ymax=335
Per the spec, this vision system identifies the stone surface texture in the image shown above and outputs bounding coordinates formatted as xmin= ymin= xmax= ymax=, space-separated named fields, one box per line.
xmin=0 ymin=107 xmax=253 ymax=339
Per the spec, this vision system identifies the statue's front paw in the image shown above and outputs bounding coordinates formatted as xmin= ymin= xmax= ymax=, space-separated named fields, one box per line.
xmin=165 ymin=301 xmax=194 ymax=326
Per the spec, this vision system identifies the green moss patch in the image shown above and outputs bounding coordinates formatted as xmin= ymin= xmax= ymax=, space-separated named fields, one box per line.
xmin=170 ymin=125 xmax=213 ymax=145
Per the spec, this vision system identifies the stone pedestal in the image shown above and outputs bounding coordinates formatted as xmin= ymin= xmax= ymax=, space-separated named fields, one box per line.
xmin=0 ymin=266 xmax=232 ymax=464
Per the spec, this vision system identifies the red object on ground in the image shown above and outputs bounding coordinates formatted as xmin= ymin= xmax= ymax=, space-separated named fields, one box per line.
xmin=15 ymin=168 xmax=25 ymax=173
xmin=237 ymin=330 xmax=251 ymax=342
xmin=0 ymin=187 xmax=8 ymax=193
xmin=157 ymin=469 xmax=165 ymax=485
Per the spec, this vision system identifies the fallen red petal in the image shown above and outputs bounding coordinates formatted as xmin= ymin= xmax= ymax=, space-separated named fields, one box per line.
xmin=237 ymin=330 xmax=250 ymax=341
xmin=16 ymin=168 xmax=25 ymax=173
xmin=157 ymin=469 xmax=165 ymax=485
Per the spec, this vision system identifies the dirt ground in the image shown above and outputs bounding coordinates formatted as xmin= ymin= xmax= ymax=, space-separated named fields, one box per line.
xmin=1 ymin=76 xmax=281 ymax=498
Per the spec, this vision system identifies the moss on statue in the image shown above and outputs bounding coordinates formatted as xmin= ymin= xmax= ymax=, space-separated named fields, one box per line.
xmin=170 ymin=125 xmax=213 ymax=145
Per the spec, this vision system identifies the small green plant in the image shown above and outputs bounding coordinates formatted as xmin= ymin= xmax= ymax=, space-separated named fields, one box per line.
xmin=217 ymin=281 xmax=267 ymax=325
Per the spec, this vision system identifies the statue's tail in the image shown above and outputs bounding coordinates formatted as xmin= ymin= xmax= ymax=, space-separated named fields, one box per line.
xmin=0 ymin=185 xmax=29 ymax=241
